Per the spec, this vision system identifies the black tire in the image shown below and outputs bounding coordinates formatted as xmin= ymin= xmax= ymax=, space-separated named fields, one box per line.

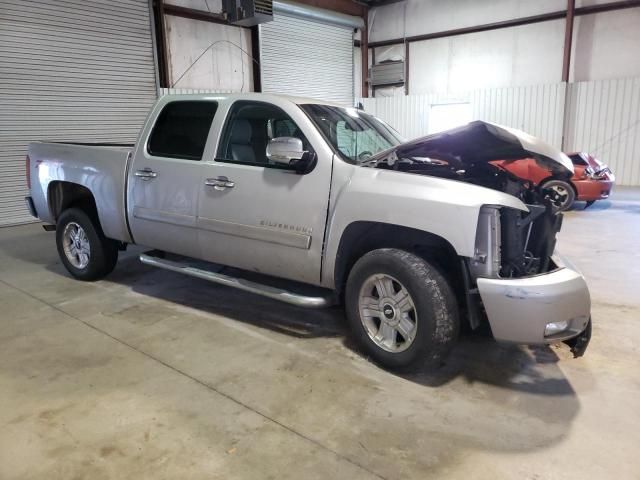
xmin=345 ymin=248 xmax=459 ymax=371
xmin=584 ymin=200 xmax=596 ymax=209
xmin=56 ymin=207 xmax=118 ymax=281
xmin=543 ymin=179 xmax=576 ymax=211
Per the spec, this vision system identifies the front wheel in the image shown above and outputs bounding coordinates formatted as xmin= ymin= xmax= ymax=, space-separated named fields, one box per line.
xmin=345 ymin=249 xmax=459 ymax=371
xmin=56 ymin=207 xmax=118 ymax=281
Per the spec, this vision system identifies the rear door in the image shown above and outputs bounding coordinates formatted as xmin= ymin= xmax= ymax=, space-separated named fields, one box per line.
xmin=127 ymin=99 xmax=218 ymax=257
xmin=196 ymin=99 xmax=333 ymax=285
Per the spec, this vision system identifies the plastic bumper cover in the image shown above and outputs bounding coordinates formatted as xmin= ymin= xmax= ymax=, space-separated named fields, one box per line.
xmin=477 ymin=255 xmax=591 ymax=346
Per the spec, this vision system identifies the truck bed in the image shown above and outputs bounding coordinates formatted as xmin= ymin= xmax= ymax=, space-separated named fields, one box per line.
xmin=28 ymin=142 xmax=134 ymax=243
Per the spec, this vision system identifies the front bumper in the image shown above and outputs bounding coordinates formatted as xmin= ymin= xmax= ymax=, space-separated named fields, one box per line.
xmin=477 ymin=255 xmax=591 ymax=346
xmin=574 ymin=178 xmax=614 ymax=201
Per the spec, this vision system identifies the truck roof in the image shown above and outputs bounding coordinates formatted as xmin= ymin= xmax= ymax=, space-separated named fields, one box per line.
xmin=160 ymin=92 xmax=348 ymax=108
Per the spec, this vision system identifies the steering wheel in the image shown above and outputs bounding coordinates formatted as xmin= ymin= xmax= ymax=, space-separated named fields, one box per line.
xmin=358 ymin=150 xmax=373 ymax=161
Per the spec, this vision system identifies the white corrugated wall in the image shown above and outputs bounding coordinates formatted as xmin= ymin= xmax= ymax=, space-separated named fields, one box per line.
xmin=469 ymin=83 xmax=566 ymax=149
xmin=361 ymin=83 xmax=566 ymax=147
xmin=564 ymin=77 xmax=640 ymax=186
xmin=361 ymin=77 xmax=640 ymax=185
xmin=0 ymin=0 xmax=158 ymax=226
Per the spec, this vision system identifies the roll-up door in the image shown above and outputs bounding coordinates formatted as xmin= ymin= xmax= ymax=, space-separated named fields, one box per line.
xmin=259 ymin=13 xmax=353 ymax=106
xmin=0 ymin=0 xmax=157 ymax=226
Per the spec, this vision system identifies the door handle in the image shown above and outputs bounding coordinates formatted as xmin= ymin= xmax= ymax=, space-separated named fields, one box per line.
xmin=205 ymin=176 xmax=235 ymax=190
xmin=135 ymin=168 xmax=157 ymax=180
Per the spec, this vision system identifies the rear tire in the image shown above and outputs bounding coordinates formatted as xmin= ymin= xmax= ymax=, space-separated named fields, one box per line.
xmin=345 ymin=248 xmax=459 ymax=371
xmin=56 ymin=208 xmax=118 ymax=281
xmin=543 ymin=179 xmax=576 ymax=211
xmin=585 ymin=200 xmax=596 ymax=209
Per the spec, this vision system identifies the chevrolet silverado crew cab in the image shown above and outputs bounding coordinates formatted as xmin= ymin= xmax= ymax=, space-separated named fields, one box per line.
xmin=25 ymin=93 xmax=592 ymax=370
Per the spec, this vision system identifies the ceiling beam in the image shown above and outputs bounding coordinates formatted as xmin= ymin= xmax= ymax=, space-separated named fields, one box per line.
xmin=368 ymin=0 xmax=640 ymax=48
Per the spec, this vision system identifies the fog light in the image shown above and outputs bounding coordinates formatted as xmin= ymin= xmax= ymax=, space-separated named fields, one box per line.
xmin=545 ymin=320 xmax=569 ymax=337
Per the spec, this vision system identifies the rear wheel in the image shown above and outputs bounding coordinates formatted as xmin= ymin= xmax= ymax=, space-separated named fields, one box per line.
xmin=345 ymin=248 xmax=459 ymax=371
xmin=56 ymin=208 xmax=118 ymax=281
xmin=543 ymin=179 xmax=576 ymax=211
xmin=584 ymin=200 xmax=596 ymax=209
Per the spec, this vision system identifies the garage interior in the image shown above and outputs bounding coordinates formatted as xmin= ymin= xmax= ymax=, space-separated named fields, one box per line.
xmin=1 ymin=0 xmax=639 ymax=478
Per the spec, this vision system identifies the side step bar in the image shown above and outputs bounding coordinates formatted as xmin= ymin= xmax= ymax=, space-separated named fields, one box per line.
xmin=139 ymin=252 xmax=336 ymax=309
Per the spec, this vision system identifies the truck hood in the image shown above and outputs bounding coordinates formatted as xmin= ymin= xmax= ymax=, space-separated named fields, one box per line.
xmin=367 ymin=121 xmax=574 ymax=176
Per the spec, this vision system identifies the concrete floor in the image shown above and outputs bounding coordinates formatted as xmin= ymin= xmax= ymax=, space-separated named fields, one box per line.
xmin=1 ymin=190 xmax=639 ymax=480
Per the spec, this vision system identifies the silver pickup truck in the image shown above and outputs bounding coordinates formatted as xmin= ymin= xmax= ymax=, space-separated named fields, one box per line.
xmin=26 ymin=93 xmax=591 ymax=370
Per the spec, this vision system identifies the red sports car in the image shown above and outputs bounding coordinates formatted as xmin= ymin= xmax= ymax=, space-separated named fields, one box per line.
xmin=493 ymin=152 xmax=615 ymax=211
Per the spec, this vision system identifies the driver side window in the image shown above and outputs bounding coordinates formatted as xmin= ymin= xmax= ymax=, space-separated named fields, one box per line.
xmin=216 ymin=101 xmax=311 ymax=168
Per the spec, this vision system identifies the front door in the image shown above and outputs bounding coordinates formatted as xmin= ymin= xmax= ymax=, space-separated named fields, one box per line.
xmin=128 ymin=100 xmax=218 ymax=257
xmin=196 ymin=100 xmax=333 ymax=285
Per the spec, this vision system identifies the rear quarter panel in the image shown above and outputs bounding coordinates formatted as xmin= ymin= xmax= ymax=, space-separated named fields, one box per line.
xmin=29 ymin=142 xmax=132 ymax=243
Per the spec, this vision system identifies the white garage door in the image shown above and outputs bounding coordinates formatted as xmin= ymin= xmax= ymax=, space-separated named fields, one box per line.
xmin=0 ymin=0 xmax=157 ymax=226
xmin=259 ymin=13 xmax=353 ymax=106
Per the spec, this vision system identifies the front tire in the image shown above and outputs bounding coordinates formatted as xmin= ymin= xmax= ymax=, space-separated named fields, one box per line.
xmin=345 ymin=249 xmax=459 ymax=371
xmin=56 ymin=208 xmax=118 ymax=281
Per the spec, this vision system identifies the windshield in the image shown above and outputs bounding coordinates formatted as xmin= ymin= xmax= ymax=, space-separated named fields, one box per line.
xmin=300 ymin=104 xmax=402 ymax=163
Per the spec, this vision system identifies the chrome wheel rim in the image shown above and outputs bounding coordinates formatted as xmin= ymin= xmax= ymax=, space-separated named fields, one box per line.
xmin=62 ymin=222 xmax=91 ymax=269
xmin=358 ymin=274 xmax=417 ymax=353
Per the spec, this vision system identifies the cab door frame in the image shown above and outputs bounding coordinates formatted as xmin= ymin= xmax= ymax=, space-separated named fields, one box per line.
xmin=126 ymin=96 xmax=220 ymax=258
xmin=195 ymin=96 xmax=335 ymax=286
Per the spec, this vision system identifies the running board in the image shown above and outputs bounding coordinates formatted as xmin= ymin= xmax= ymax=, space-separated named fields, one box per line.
xmin=139 ymin=252 xmax=336 ymax=309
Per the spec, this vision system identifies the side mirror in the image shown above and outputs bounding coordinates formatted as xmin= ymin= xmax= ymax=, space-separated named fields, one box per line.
xmin=266 ymin=137 xmax=305 ymax=164
xmin=266 ymin=137 xmax=316 ymax=174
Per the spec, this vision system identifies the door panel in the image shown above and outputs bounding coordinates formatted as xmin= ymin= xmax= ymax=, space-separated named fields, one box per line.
xmin=196 ymin=100 xmax=332 ymax=285
xmin=197 ymin=162 xmax=331 ymax=285
xmin=127 ymin=100 xmax=218 ymax=257
xmin=128 ymin=157 xmax=201 ymax=257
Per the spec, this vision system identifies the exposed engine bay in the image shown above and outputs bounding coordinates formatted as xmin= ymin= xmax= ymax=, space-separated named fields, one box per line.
xmin=359 ymin=121 xmax=574 ymax=279
xmin=365 ymin=156 xmax=564 ymax=277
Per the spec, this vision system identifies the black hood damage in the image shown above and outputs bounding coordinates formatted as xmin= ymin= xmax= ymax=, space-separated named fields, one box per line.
xmin=363 ymin=120 xmax=573 ymax=174
xmin=360 ymin=121 xmax=573 ymax=208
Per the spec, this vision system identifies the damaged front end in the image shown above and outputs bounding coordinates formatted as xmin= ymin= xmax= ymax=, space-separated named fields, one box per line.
xmin=362 ymin=121 xmax=571 ymax=278
xmin=362 ymin=121 xmax=591 ymax=354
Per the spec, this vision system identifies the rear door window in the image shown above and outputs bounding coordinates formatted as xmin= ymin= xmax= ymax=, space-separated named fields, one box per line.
xmin=148 ymin=101 xmax=218 ymax=160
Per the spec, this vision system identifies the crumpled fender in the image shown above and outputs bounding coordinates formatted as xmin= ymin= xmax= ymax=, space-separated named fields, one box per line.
xmin=321 ymin=160 xmax=528 ymax=288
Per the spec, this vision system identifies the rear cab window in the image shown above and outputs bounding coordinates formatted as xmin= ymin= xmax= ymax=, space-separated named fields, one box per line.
xmin=147 ymin=101 xmax=218 ymax=160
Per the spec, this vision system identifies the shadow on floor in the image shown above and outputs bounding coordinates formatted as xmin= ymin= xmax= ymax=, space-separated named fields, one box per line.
xmin=570 ymin=200 xmax=612 ymax=211
xmin=105 ymin=254 xmax=346 ymax=340
xmin=87 ymin=255 xmax=579 ymax=399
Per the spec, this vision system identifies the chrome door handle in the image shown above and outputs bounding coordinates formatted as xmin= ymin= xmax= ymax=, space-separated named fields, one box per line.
xmin=205 ymin=176 xmax=235 ymax=190
xmin=135 ymin=168 xmax=157 ymax=180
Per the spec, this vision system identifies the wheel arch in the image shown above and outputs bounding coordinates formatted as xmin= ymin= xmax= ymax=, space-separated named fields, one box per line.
xmin=48 ymin=181 xmax=99 ymax=221
xmin=333 ymin=221 xmax=462 ymax=300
